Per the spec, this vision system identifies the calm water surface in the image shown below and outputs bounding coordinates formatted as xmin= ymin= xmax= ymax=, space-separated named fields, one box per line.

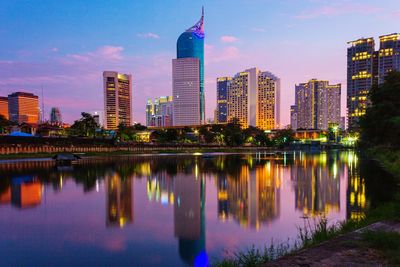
xmin=0 ymin=151 xmax=393 ymax=266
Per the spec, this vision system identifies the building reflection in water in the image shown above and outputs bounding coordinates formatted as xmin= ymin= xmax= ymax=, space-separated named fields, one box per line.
xmin=217 ymin=157 xmax=281 ymax=229
xmin=0 ymin=187 xmax=11 ymax=205
xmin=173 ymin=171 xmax=206 ymax=266
xmin=291 ymin=152 xmax=341 ymax=217
xmin=147 ymin=171 xmax=175 ymax=206
xmin=0 ymin=176 xmax=42 ymax=209
xmin=345 ymin=152 xmax=367 ymax=220
xmin=106 ymin=174 xmax=133 ymax=228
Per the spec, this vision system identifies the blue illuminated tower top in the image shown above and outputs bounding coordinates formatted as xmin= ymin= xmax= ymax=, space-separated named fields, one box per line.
xmin=176 ymin=7 xmax=205 ymax=123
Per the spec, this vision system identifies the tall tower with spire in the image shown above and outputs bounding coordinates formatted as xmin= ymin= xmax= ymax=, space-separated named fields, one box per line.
xmin=172 ymin=8 xmax=205 ymax=126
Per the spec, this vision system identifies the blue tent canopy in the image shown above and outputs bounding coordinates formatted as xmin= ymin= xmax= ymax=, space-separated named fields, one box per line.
xmin=8 ymin=131 xmax=34 ymax=137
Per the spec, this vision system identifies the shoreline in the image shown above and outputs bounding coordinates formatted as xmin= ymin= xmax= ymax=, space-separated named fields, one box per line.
xmin=0 ymin=147 xmax=291 ymax=162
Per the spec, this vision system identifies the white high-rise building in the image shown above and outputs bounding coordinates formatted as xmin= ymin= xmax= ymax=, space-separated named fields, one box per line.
xmin=292 ymin=79 xmax=341 ymax=130
xmin=225 ymin=67 xmax=280 ymax=129
xmin=146 ymin=96 xmax=173 ymax=127
xmin=172 ymin=58 xmax=201 ymax=126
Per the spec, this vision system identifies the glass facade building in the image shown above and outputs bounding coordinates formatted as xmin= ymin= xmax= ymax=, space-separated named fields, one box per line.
xmin=49 ymin=107 xmax=62 ymax=125
xmin=216 ymin=77 xmax=231 ymax=123
xmin=175 ymin=8 xmax=205 ymax=124
xmin=347 ymin=33 xmax=400 ymax=129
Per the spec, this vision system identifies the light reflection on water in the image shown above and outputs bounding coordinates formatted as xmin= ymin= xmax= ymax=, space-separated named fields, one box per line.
xmin=0 ymin=151 xmax=375 ymax=266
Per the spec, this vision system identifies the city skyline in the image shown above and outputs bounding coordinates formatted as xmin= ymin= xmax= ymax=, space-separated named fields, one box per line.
xmin=1 ymin=1 xmax=400 ymax=125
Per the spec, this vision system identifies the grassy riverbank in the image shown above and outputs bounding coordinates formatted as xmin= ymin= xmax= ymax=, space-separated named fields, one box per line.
xmin=366 ymin=147 xmax=400 ymax=179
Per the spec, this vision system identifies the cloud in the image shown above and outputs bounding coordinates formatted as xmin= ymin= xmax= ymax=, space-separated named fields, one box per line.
xmin=51 ymin=47 xmax=59 ymax=52
xmin=204 ymin=44 xmax=242 ymax=65
xmin=137 ymin=32 xmax=160 ymax=39
xmin=295 ymin=3 xmax=382 ymax=19
xmin=220 ymin=35 xmax=238 ymax=43
xmin=251 ymin=27 xmax=266 ymax=33
xmin=392 ymin=10 xmax=400 ymax=17
xmin=94 ymin=46 xmax=124 ymax=60
xmin=63 ymin=45 xmax=124 ymax=64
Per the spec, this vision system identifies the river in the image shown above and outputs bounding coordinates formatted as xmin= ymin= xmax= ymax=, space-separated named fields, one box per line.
xmin=0 ymin=150 xmax=395 ymax=266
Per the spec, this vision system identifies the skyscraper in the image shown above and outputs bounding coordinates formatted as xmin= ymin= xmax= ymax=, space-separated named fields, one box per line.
xmin=290 ymin=105 xmax=298 ymax=130
xmin=103 ymin=71 xmax=132 ymax=130
xmin=145 ymin=99 xmax=154 ymax=126
xmin=8 ymin=92 xmax=39 ymax=124
xmin=49 ymin=107 xmax=62 ymax=125
xmin=172 ymin=8 xmax=204 ymax=126
xmin=225 ymin=67 xmax=280 ymax=129
xmin=215 ymin=77 xmax=231 ymax=124
xmin=347 ymin=33 xmax=400 ymax=129
xmin=347 ymin=38 xmax=375 ymax=129
xmin=90 ymin=110 xmax=104 ymax=127
xmin=146 ymin=96 xmax=173 ymax=127
xmin=292 ymin=79 xmax=341 ymax=130
xmin=378 ymin=33 xmax=400 ymax=84
xmin=257 ymin=71 xmax=280 ymax=130
xmin=0 ymin=96 xmax=8 ymax=120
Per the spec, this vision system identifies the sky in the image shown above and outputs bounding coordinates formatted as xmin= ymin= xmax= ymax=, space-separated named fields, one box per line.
xmin=1 ymin=0 xmax=400 ymax=126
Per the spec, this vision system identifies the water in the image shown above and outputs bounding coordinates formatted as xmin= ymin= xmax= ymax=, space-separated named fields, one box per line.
xmin=0 ymin=151 xmax=394 ymax=266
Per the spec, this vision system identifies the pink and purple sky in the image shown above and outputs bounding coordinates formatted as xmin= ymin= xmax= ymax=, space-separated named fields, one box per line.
xmin=1 ymin=0 xmax=400 ymax=125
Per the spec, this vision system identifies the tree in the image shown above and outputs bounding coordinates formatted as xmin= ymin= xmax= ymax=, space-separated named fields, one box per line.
xmin=69 ymin=112 xmax=98 ymax=137
xmin=0 ymin=115 xmax=13 ymax=134
xmin=360 ymin=71 xmax=400 ymax=148
xmin=117 ymin=123 xmax=148 ymax=142
xmin=224 ymin=118 xmax=245 ymax=146
xmin=132 ymin=123 xmax=147 ymax=131
xmin=152 ymin=129 xmax=179 ymax=143
xmin=199 ymin=125 xmax=215 ymax=143
xmin=273 ymin=128 xmax=295 ymax=147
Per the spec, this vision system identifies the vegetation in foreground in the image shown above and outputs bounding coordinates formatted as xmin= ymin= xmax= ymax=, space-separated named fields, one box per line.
xmin=362 ymin=230 xmax=400 ymax=265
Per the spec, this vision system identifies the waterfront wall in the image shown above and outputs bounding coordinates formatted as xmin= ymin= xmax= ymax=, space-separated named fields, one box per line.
xmin=0 ymin=137 xmax=267 ymax=155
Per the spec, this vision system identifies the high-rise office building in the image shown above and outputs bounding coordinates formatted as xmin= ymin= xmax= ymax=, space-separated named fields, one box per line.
xmin=146 ymin=96 xmax=173 ymax=127
xmin=0 ymin=96 xmax=8 ymax=120
xmin=145 ymin=99 xmax=154 ymax=126
xmin=227 ymin=71 xmax=250 ymax=127
xmin=49 ymin=107 xmax=62 ymax=125
xmin=90 ymin=111 xmax=104 ymax=127
xmin=291 ymin=79 xmax=341 ymax=130
xmin=257 ymin=71 xmax=280 ymax=130
xmin=347 ymin=33 xmax=400 ymax=129
xmin=340 ymin=116 xmax=346 ymax=130
xmin=378 ymin=33 xmax=400 ymax=84
xmin=225 ymin=67 xmax=280 ymax=129
xmin=215 ymin=77 xmax=231 ymax=124
xmin=103 ymin=71 xmax=132 ymax=130
xmin=347 ymin=38 xmax=375 ymax=129
xmin=172 ymin=8 xmax=204 ymax=126
xmin=8 ymin=92 xmax=39 ymax=124
xmin=290 ymin=105 xmax=298 ymax=130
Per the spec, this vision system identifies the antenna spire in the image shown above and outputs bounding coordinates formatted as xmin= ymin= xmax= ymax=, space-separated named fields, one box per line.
xmin=185 ymin=6 xmax=204 ymax=37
